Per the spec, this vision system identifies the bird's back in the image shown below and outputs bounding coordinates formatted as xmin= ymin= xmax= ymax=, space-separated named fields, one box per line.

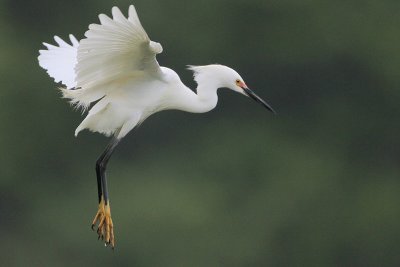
xmin=74 ymin=70 xmax=175 ymax=138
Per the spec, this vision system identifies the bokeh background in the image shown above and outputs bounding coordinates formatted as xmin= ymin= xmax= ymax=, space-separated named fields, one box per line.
xmin=1 ymin=0 xmax=400 ymax=266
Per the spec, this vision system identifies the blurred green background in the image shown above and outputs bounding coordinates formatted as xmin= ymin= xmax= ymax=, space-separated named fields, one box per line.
xmin=1 ymin=0 xmax=400 ymax=266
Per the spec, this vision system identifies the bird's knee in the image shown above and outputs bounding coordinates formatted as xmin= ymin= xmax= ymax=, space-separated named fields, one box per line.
xmin=95 ymin=160 xmax=106 ymax=172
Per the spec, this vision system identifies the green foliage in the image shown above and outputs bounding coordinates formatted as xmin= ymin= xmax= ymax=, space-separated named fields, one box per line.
xmin=1 ymin=0 xmax=399 ymax=266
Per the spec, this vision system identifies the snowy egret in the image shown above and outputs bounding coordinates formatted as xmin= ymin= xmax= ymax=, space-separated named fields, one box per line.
xmin=38 ymin=5 xmax=275 ymax=248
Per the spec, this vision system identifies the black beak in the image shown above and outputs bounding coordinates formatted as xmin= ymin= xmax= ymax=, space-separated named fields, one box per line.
xmin=243 ymin=87 xmax=276 ymax=114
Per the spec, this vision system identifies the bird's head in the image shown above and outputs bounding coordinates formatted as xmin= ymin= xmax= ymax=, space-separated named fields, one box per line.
xmin=188 ymin=64 xmax=275 ymax=114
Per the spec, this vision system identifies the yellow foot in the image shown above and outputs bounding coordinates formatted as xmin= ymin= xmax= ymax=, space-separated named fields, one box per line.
xmin=91 ymin=198 xmax=115 ymax=248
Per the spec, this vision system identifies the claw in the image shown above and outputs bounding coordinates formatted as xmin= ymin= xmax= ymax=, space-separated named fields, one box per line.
xmin=91 ymin=197 xmax=115 ymax=249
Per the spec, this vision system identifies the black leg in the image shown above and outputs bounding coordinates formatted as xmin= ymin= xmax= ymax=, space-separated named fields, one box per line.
xmin=92 ymin=135 xmax=121 ymax=248
xmin=95 ymin=136 xmax=120 ymax=205
xmin=95 ymin=162 xmax=103 ymax=203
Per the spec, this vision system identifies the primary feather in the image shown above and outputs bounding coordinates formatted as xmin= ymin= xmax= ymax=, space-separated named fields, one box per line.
xmin=76 ymin=6 xmax=163 ymax=91
xmin=38 ymin=34 xmax=79 ymax=89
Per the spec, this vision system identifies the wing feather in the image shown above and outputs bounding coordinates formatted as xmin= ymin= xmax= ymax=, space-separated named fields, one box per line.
xmin=38 ymin=5 xmax=162 ymax=109
xmin=38 ymin=34 xmax=78 ymax=89
xmin=75 ymin=5 xmax=163 ymax=90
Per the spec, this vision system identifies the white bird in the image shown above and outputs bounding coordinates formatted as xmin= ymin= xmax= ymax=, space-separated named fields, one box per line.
xmin=38 ymin=5 xmax=275 ymax=249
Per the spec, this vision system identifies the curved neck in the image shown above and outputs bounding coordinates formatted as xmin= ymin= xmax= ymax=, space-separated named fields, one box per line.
xmin=172 ymin=83 xmax=219 ymax=114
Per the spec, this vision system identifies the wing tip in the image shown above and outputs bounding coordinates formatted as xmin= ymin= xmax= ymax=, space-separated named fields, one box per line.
xmin=42 ymin=35 xmax=77 ymax=48
xmin=128 ymin=5 xmax=140 ymax=24
xmin=111 ymin=6 xmax=127 ymax=21
xmin=69 ymin=34 xmax=79 ymax=46
xmin=128 ymin=5 xmax=136 ymax=15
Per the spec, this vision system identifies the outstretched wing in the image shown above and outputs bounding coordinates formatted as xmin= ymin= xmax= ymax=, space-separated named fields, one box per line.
xmin=38 ymin=35 xmax=79 ymax=89
xmin=76 ymin=5 xmax=163 ymax=89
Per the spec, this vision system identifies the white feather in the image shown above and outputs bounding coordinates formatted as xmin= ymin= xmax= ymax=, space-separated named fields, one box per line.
xmin=38 ymin=6 xmax=269 ymax=139
xmin=38 ymin=5 xmax=163 ymax=110
xmin=38 ymin=34 xmax=78 ymax=89
xmin=75 ymin=5 xmax=163 ymax=91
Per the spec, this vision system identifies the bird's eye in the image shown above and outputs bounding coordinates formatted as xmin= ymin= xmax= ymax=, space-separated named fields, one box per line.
xmin=235 ymin=79 xmax=241 ymax=85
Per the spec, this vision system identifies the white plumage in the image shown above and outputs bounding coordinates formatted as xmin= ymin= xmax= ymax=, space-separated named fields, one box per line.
xmin=38 ymin=34 xmax=79 ymax=89
xmin=39 ymin=5 xmax=273 ymax=139
xmin=38 ymin=5 xmax=274 ymax=248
